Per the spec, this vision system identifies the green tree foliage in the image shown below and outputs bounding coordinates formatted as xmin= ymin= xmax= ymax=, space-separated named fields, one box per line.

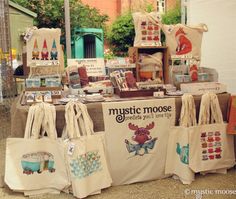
xmin=11 ymin=0 xmax=109 ymax=36
xmin=107 ymin=12 xmax=135 ymax=56
xmin=161 ymin=2 xmax=181 ymax=25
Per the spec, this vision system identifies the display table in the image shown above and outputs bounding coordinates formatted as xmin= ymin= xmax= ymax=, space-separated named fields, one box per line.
xmin=10 ymin=93 xmax=231 ymax=138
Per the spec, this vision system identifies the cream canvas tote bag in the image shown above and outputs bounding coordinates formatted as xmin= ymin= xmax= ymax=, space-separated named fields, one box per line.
xmin=188 ymin=93 xmax=235 ymax=172
xmin=63 ymin=101 xmax=112 ymax=198
xmin=5 ymin=103 xmax=70 ymax=193
xmin=162 ymin=23 xmax=208 ymax=59
xmin=165 ymin=94 xmax=196 ymax=184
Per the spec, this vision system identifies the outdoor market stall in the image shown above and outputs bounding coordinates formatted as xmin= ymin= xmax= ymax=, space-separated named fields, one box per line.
xmin=4 ymin=8 xmax=236 ymax=199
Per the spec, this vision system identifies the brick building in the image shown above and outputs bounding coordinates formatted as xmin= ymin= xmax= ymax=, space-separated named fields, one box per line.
xmin=81 ymin=0 xmax=178 ymax=24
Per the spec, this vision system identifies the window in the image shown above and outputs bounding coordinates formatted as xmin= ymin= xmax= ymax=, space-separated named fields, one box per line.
xmin=157 ymin=0 xmax=165 ymax=13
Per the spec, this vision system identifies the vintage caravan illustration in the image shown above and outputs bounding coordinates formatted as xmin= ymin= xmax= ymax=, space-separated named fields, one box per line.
xmin=21 ymin=152 xmax=55 ymax=175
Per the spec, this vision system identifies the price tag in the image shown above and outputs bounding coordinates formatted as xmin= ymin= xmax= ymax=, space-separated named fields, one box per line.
xmin=67 ymin=142 xmax=75 ymax=156
xmin=24 ymin=29 xmax=33 ymax=41
xmin=153 ymin=91 xmax=164 ymax=98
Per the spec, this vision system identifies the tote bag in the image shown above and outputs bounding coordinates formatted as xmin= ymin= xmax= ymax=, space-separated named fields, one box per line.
xmin=165 ymin=94 xmax=196 ymax=184
xmin=188 ymin=93 xmax=235 ymax=172
xmin=5 ymin=103 xmax=70 ymax=193
xmin=133 ymin=12 xmax=161 ymax=46
xmin=102 ymin=98 xmax=176 ymax=185
xmin=26 ymin=27 xmax=61 ymax=67
xmin=161 ymin=23 xmax=208 ymax=60
xmin=63 ymin=101 xmax=112 ymax=199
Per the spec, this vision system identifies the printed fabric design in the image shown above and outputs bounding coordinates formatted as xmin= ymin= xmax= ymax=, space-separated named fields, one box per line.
xmin=175 ymin=27 xmax=192 ymax=55
xmin=31 ymin=38 xmax=58 ymax=61
xmin=176 ymin=143 xmax=189 ymax=164
xmin=21 ymin=152 xmax=55 ymax=175
xmin=141 ymin=20 xmax=160 ymax=44
xmin=70 ymin=150 xmax=102 ymax=179
xmin=125 ymin=122 xmax=158 ymax=156
xmin=201 ymin=131 xmax=222 ymax=161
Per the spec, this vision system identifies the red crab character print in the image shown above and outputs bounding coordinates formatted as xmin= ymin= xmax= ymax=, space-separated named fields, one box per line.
xmin=125 ymin=122 xmax=158 ymax=156
xmin=175 ymin=27 xmax=192 ymax=55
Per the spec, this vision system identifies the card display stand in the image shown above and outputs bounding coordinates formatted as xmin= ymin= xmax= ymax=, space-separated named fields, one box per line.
xmin=128 ymin=46 xmax=169 ymax=83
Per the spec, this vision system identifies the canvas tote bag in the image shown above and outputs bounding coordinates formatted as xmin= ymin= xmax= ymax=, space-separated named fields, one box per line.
xmin=63 ymin=101 xmax=112 ymax=198
xmin=165 ymin=94 xmax=196 ymax=184
xmin=189 ymin=93 xmax=235 ymax=172
xmin=133 ymin=12 xmax=161 ymax=46
xmin=5 ymin=103 xmax=70 ymax=194
xmin=161 ymin=23 xmax=208 ymax=60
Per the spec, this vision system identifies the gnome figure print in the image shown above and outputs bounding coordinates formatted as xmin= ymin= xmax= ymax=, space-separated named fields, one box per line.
xmin=175 ymin=27 xmax=192 ymax=55
xmin=32 ymin=39 xmax=39 ymax=60
xmin=50 ymin=39 xmax=58 ymax=60
xmin=41 ymin=39 xmax=49 ymax=60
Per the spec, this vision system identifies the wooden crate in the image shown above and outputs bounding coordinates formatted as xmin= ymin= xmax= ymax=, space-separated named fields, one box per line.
xmin=114 ymin=87 xmax=166 ymax=98
xmin=128 ymin=46 xmax=169 ymax=83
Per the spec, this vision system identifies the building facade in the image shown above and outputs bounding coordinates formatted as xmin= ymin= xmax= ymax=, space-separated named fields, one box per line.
xmin=81 ymin=0 xmax=178 ymax=23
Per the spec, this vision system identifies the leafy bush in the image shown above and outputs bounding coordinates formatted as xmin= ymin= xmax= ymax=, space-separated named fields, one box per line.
xmin=161 ymin=2 xmax=181 ymax=43
xmin=107 ymin=12 xmax=135 ymax=56
xmin=12 ymin=0 xmax=109 ymax=38
xmin=161 ymin=2 xmax=181 ymax=25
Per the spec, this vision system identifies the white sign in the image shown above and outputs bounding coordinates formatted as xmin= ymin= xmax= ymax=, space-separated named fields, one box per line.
xmin=67 ymin=58 xmax=105 ymax=76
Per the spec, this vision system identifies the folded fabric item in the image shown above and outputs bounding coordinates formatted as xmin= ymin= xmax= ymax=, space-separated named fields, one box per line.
xmin=227 ymin=96 xmax=236 ymax=134
xmin=78 ymin=66 xmax=89 ymax=86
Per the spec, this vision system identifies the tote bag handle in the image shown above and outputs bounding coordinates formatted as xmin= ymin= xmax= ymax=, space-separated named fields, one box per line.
xmin=198 ymin=92 xmax=223 ymax=125
xmin=179 ymin=94 xmax=197 ymax=127
xmin=24 ymin=102 xmax=58 ymax=139
xmin=161 ymin=23 xmax=208 ymax=35
xmin=64 ymin=101 xmax=94 ymax=139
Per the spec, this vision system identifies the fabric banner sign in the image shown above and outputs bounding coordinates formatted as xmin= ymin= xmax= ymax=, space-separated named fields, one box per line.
xmin=102 ymin=98 xmax=175 ymax=185
xmin=26 ymin=28 xmax=61 ymax=67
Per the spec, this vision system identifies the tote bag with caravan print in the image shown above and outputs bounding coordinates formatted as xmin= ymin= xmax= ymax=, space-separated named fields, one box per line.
xmin=189 ymin=93 xmax=235 ymax=172
xmin=5 ymin=103 xmax=70 ymax=194
xmin=102 ymin=98 xmax=175 ymax=185
xmin=63 ymin=101 xmax=112 ymax=198
xmin=161 ymin=23 xmax=208 ymax=60
xmin=133 ymin=12 xmax=161 ymax=46
xmin=165 ymin=94 xmax=196 ymax=184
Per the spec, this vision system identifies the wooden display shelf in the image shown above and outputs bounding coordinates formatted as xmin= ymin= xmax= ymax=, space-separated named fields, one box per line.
xmin=128 ymin=46 xmax=169 ymax=83
xmin=25 ymin=86 xmax=62 ymax=91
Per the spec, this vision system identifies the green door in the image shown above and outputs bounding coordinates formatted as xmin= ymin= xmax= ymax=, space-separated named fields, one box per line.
xmin=95 ymin=36 xmax=104 ymax=58
xmin=74 ymin=37 xmax=84 ymax=59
